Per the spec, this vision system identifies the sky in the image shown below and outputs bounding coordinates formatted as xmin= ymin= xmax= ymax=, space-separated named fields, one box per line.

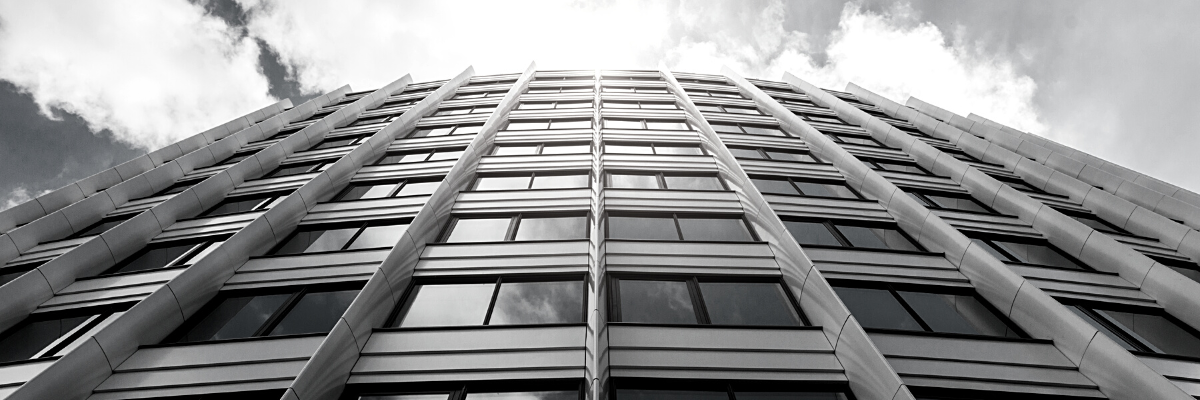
xmin=0 ymin=0 xmax=1197 ymax=210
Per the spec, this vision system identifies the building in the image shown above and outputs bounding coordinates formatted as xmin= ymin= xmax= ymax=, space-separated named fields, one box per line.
xmin=0 ymin=64 xmax=1198 ymax=400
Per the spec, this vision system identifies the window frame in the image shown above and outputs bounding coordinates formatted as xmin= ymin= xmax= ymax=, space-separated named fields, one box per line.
xmin=824 ymin=132 xmax=886 ymax=148
xmin=101 ymin=236 xmax=229 ymax=276
xmin=693 ymin=103 xmax=763 ymax=115
xmin=309 ymin=134 xmax=369 ymax=151
xmin=863 ymin=158 xmax=933 ymax=176
xmin=431 ymin=104 xmax=497 ymax=116
xmin=345 ymin=380 xmax=586 ymax=400
xmin=264 ymin=160 xmax=334 ymax=178
xmin=798 ymin=112 xmax=848 ymax=125
xmin=600 ymin=86 xmax=671 ymax=94
xmin=471 ymin=171 xmax=592 ymax=191
xmin=505 ymin=118 xmax=594 ymax=131
xmin=604 ymin=212 xmax=759 ymax=242
xmin=386 ymin=274 xmax=590 ymax=329
xmin=490 ymin=142 xmax=592 ymax=156
xmin=1066 ymin=300 xmax=1200 ymax=360
xmin=604 ymin=171 xmax=727 ymax=191
xmin=601 ymin=118 xmax=693 ymax=130
xmin=163 ymin=281 xmax=364 ymax=344
xmin=525 ymin=86 xmax=594 ymax=94
xmin=608 ymin=274 xmax=807 ymax=327
xmin=333 ymin=178 xmax=444 ymax=201
xmin=602 ymin=141 xmax=707 ymax=156
xmin=450 ymin=90 xmax=507 ymax=100
xmin=600 ymin=100 xmax=679 ymax=110
xmin=0 ymin=302 xmax=132 ymax=363
xmin=830 ymin=280 xmax=1028 ymax=339
xmin=409 ymin=123 xmax=484 ymax=138
xmin=750 ymin=176 xmax=863 ymax=200
xmin=516 ymin=100 xmax=594 ymax=110
xmin=269 ymin=219 xmax=412 ymax=255
xmin=726 ymin=146 xmax=823 ymax=163
xmin=968 ymin=234 xmax=1093 ymax=272
xmin=782 ymin=218 xmax=926 ymax=252
xmin=438 ymin=213 xmax=591 ymax=243
xmin=375 ymin=147 xmax=465 ymax=165
xmin=904 ymin=189 xmax=1001 ymax=216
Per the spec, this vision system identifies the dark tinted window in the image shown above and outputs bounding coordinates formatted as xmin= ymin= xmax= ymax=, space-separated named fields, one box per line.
xmin=171 ymin=284 xmax=360 ymax=343
xmin=784 ymin=220 xmax=922 ymax=252
xmin=106 ymin=238 xmax=225 ymax=275
xmin=614 ymin=277 xmax=802 ymax=326
xmin=971 ymin=238 xmax=1087 ymax=270
xmin=70 ymin=216 xmax=132 ymax=238
xmin=607 ymin=213 xmax=755 ymax=242
xmin=1070 ymin=305 xmax=1200 ymax=358
xmin=442 ymin=214 xmax=587 ymax=243
xmin=336 ymin=179 xmax=442 ymax=201
xmin=393 ymin=277 xmax=584 ymax=328
xmin=0 ymin=307 xmax=124 ymax=363
xmin=606 ymin=172 xmax=724 ymax=191
xmin=834 ymin=284 xmax=1023 ymax=338
xmin=265 ymin=161 xmax=332 ymax=178
xmin=200 ymin=194 xmax=286 ymax=217
xmin=906 ymin=191 xmax=993 ymax=214
xmin=272 ymin=221 xmax=409 ymax=255
xmin=751 ymin=177 xmax=860 ymax=199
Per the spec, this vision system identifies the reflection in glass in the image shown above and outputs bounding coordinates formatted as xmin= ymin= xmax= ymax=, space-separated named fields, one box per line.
xmin=112 ymin=242 xmax=200 ymax=273
xmin=467 ymin=391 xmax=579 ymax=400
xmin=275 ymin=227 xmax=359 ymax=254
xmin=605 ymin=144 xmax=653 ymax=154
xmin=765 ymin=151 xmax=817 ymax=162
xmin=605 ymin=119 xmax=643 ymax=129
xmin=925 ymin=194 xmax=987 ymax=213
xmin=396 ymin=283 xmax=494 ymax=327
xmin=445 ymin=218 xmax=512 ymax=242
xmin=1098 ymin=309 xmax=1200 ymax=357
xmin=490 ymin=281 xmax=583 ymax=325
xmin=742 ymin=126 xmax=787 ymax=136
xmin=550 ymin=120 xmax=592 ymax=129
xmin=753 ymin=179 xmax=800 ymax=195
xmin=0 ymin=315 xmax=91 ymax=362
xmin=991 ymin=240 xmax=1084 ymax=270
xmin=346 ymin=224 xmax=408 ymax=249
xmin=699 ymin=282 xmax=800 ymax=326
xmin=618 ymin=280 xmax=697 ymax=324
xmin=531 ymin=174 xmax=588 ymax=189
xmin=728 ymin=148 xmax=764 ymax=159
xmin=360 ymin=394 xmax=450 ymax=400
xmin=833 ymin=287 xmax=922 ymax=331
xmin=663 ymin=175 xmax=723 ymax=191
xmin=793 ymin=182 xmax=857 ymax=199
xmin=269 ymin=289 xmax=358 ymax=336
xmin=615 ymin=389 xmax=728 ymax=400
xmin=514 ymin=216 xmax=587 ymax=241
xmin=340 ymin=184 xmax=397 ymax=201
xmin=836 ymin=226 xmax=919 ymax=251
xmin=652 ymin=145 xmax=703 ymax=155
xmin=396 ymin=181 xmax=441 ymax=196
xmin=608 ymin=216 xmax=678 ymax=240
xmin=897 ymin=291 xmax=1018 ymax=337
xmin=177 ymin=294 xmax=290 ymax=342
xmin=475 ymin=176 xmax=531 ymax=191
xmin=540 ymin=144 xmax=590 ymax=154
xmin=493 ymin=145 xmax=539 ymax=156
xmin=677 ymin=217 xmax=753 ymax=241
xmin=608 ymin=174 xmax=660 ymax=189
xmin=783 ymin=221 xmax=840 ymax=246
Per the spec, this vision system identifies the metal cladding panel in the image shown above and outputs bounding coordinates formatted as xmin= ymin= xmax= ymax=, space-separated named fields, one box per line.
xmin=600 ymin=130 xmax=703 ymax=143
xmin=153 ymin=213 xmax=261 ymax=242
xmin=353 ymin=162 xmax=457 ymax=181
xmin=352 ymin=326 xmax=587 ymax=383
xmin=91 ymin=361 xmax=304 ymax=398
xmin=878 ymin=172 xmax=964 ymax=192
xmin=453 ymin=188 xmax=592 ymax=214
xmin=1138 ymin=355 xmax=1200 ymax=396
xmin=718 ymin=133 xmax=809 ymax=149
xmin=737 ymin=160 xmax=843 ymax=179
xmin=116 ymin=336 xmax=323 ymax=371
xmin=416 ymin=239 xmax=589 ymax=277
xmin=303 ymin=197 xmax=429 ymax=224
xmin=602 ymin=240 xmax=780 ymax=276
xmin=388 ymin=134 xmax=477 ymax=151
xmin=933 ymin=212 xmax=1039 ymax=237
xmin=0 ymin=359 xmax=56 ymax=391
xmin=607 ymin=326 xmax=842 ymax=380
xmin=36 ymin=279 xmax=165 ymax=312
xmin=109 ymin=195 xmax=169 ymax=216
xmin=764 ymin=197 xmax=892 ymax=222
xmin=805 ymin=247 xmax=969 ymax=286
xmin=600 ymin=189 xmax=743 ymax=214
xmin=6 ymin=236 xmax=92 ymax=265
xmin=420 ymin=240 xmax=590 ymax=260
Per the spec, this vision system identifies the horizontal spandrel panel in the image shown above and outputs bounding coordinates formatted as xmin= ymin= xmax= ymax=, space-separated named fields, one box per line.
xmin=1138 ymin=354 xmax=1200 ymax=396
xmin=898 ymin=375 xmax=1105 ymax=399
xmin=869 ymin=332 xmax=1072 ymax=367
xmin=0 ymin=358 xmax=55 ymax=387
xmin=352 ymin=349 xmax=584 ymax=375
xmin=116 ymin=335 xmax=324 ymax=371
xmin=364 ymin=326 xmax=585 ymax=354
xmin=95 ymin=359 xmax=307 ymax=392
xmin=422 ymin=240 xmax=590 ymax=259
xmin=609 ymin=349 xmax=842 ymax=374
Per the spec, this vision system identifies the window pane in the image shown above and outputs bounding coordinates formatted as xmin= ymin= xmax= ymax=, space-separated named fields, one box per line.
xmin=489 ymin=281 xmax=583 ymax=325
xmin=765 ymin=151 xmax=817 ymax=162
xmin=379 ymin=152 xmax=430 ymax=164
xmin=396 ymin=181 xmax=440 ymax=197
xmin=608 ymin=216 xmax=679 ymax=240
xmin=734 ymin=392 xmax=843 ymax=400
xmin=453 ymin=125 xmax=483 ymax=135
xmin=677 ymin=217 xmax=753 ymax=241
xmin=0 ymin=315 xmax=91 ymax=362
xmin=724 ymin=107 xmax=761 ymax=115
xmin=506 ymin=121 xmax=548 ymax=131
xmin=204 ymin=197 xmax=268 ymax=217
xmin=493 ymin=145 xmax=538 ymax=156
xmin=653 ymin=145 xmax=703 ymax=155
xmin=992 ymin=240 xmax=1084 ymax=270
xmin=531 ymin=174 xmax=589 ymax=189
xmin=396 ymin=283 xmax=495 ymax=327
xmin=753 ymin=178 xmax=800 ymax=195
xmin=925 ymin=194 xmax=988 ymax=213
xmin=645 ymin=121 xmax=688 ymax=130
xmin=268 ymin=289 xmax=358 ymax=336
xmin=615 ymin=389 xmax=727 ymax=400
xmin=427 ymin=150 xmax=463 ymax=161
xmin=699 ymin=282 xmax=801 ymax=326
xmin=474 ymin=176 xmax=531 ymax=191
xmin=361 ymin=394 xmax=451 ymax=400
xmin=897 ymin=291 xmax=1019 ymax=337
xmin=178 ymin=294 xmax=290 ymax=342
xmin=663 ymin=175 xmax=723 ymax=191
xmin=618 ymin=280 xmax=697 ymax=324
xmin=793 ymin=181 xmax=858 ymax=199
xmin=340 ymin=184 xmax=397 ymax=201
xmin=549 ymin=119 xmax=592 ymax=129
xmin=113 ymin=242 xmax=199 ymax=273
xmin=742 ymin=126 xmax=787 ymax=136
xmin=608 ymin=174 xmax=660 ymax=189
xmin=783 ymin=221 xmax=841 ymax=246
xmin=445 ymin=218 xmax=512 ymax=242
xmin=1069 ymin=306 xmax=1142 ymax=352
xmin=1068 ymin=214 xmax=1123 ymax=233
xmin=640 ymin=102 xmax=678 ymax=109
xmin=836 ymin=225 xmax=920 ymax=251
xmin=557 ymin=101 xmax=593 ymax=109
xmin=875 ymin=162 xmax=925 ymax=174
xmin=346 ymin=224 xmax=408 ymax=250
xmin=1099 ymin=310 xmax=1200 ymax=357
xmin=603 ymin=101 xmax=638 ymax=109
xmin=728 ymin=148 xmax=765 ymax=159
xmin=275 ymin=227 xmax=360 ymax=254
xmin=518 ymin=102 xmax=554 ymax=110
xmin=833 ymin=286 xmax=922 ymax=331
xmin=836 ymin=135 xmax=878 ymax=146
xmin=313 ymin=137 xmax=359 ymax=149
xmin=605 ymin=119 xmax=643 ymax=129
xmin=605 ymin=144 xmax=653 ymax=154
xmin=710 ymin=124 xmax=743 ymax=134
xmin=466 ymin=391 xmax=579 ymax=400
xmin=540 ymin=144 xmax=590 ymax=154
xmin=514 ymin=216 xmax=587 ymax=241
xmin=175 ymin=240 xmax=223 ymax=266
xmin=972 ymin=239 xmax=1014 ymax=262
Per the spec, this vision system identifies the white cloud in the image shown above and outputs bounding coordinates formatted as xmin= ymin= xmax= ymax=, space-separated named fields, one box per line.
xmin=0 ymin=187 xmax=49 ymax=212
xmin=0 ymin=0 xmax=277 ymax=150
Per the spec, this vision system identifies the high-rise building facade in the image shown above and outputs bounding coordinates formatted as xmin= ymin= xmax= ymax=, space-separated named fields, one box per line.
xmin=0 ymin=64 xmax=1198 ymax=400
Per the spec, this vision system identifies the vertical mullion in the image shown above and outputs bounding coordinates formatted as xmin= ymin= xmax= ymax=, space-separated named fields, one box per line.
xmin=985 ymin=239 xmax=1019 ymax=262
xmin=689 ymin=277 xmax=712 ymax=324
xmin=788 ymin=177 xmax=805 ymax=196
xmin=826 ymin=222 xmax=853 ymax=247
xmin=610 ymin=277 xmax=622 ymax=322
xmin=672 ymin=213 xmax=686 ymax=241
xmin=505 ymin=215 xmax=522 ymax=241
xmin=254 ymin=289 xmax=306 ymax=337
xmin=657 ymin=173 xmax=668 ymax=190
xmin=387 ymin=180 xmax=407 ymax=197
xmin=482 ymin=277 xmax=504 ymax=325
xmin=888 ymin=286 xmax=934 ymax=332
xmin=527 ymin=172 xmax=536 ymax=189
xmin=341 ymin=222 xmax=371 ymax=250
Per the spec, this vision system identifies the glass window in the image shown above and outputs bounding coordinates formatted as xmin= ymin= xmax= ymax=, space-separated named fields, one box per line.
xmin=605 ymin=144 xmax=653 ymax=154
xmin=106 ymin=239 xmax=225 ymax=274
xmin=752 ymin=177 xmax=859 ymax=199
xmin=201 ymin=194 xmax=284 ymax=217
xmin=1072 ymin=305 xmax=1200 ymax=358
xmin=444 ymin=218 xmax=512 ymax=243
xmin=474 ymin=176 xmax=532 ymax=191
xmin=311 ymin=135 xmax=364 ymax=150
xmin=764 ymin=150 xmax=819 ymax=162
xmin=605 ymin=119 xmax=644 ymax=129
xmin=70 ymin=216 xmax=131 ymax=238
xmin=742 ymin=126 xmax=788 ymax=136
xmin=607 ymin=214 xmax=754 ymax=242
xmin=493 ymin=145 xmax=539 ymax=156
xmin=608 ymin=173 xmax=660 ymax=189
xmin=834 ymin=284 xmax=1023 ymax=338
xmin=1059 ymin=210 xmax=1130 ymax=235
xmin=171 ymin=284 xmax=360 ymax=343
xmin=652 ymin=144 xmax=704 ymax=155
xmin=645 ymin=120 xmax=690 ymax=130
xmin=972 ymin=238 xmax=1087 ymax=270
xmin=395 ymin=181 xmax=441 ymax=196
xmin=338 ymin=184 xmax=397 ymax=201
xmin=837 ymin=225 xmax=921 ymax=251
xmin=443 ymin=214 xmax=587 ymax=242
xmin=265 ymin=161 xmax=331 ymax=178
xmin=663 ymin=175 xmax=723 ymax=191
xmin=752 ymin=178 xmax=801 ymax=195
xmin=513 ymin=216 xmax=588 ymax=241
xmin=393 ymin=278 xmax=584 ymax=327
xmin=549 ymin=119 xmax=592 ymax=129
xmin=152 ymin=179 xmax=203 ymax=196
xmin=710 ymin=123 xmax=744 ymax=134
xmin=506 ymin=121 xmax=549 ymax=131
xmin=377 ymin=148 xmax=463 ymax=164
xmin=517 ymin=102 xmax=554 ymax=110
xmin=530 ymin=174 xmax=589 ymax=189
xmin=616 ymin=279 xmax=697 ymax=324
xmin=782 ymin=221 xmax=842 ymax=247
xmin=783 ymin=220 xmax=922 ymax=251
xmin=272 ymin=221 xmax=409 ymax=255
xmin=474 ymin=173 xmax=588 ymax=190
xmin=615 ymin=277 xmax=803 ymax=326
xmin=540 ymin=144 xmax=590 ymax=154
xmin=907 ymin=191 xmax=992 ymax=214
xmin=728 ymin=147 xmax=766 ymax=159
xmin=0 ymin=308 xmax=122 ymax=363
